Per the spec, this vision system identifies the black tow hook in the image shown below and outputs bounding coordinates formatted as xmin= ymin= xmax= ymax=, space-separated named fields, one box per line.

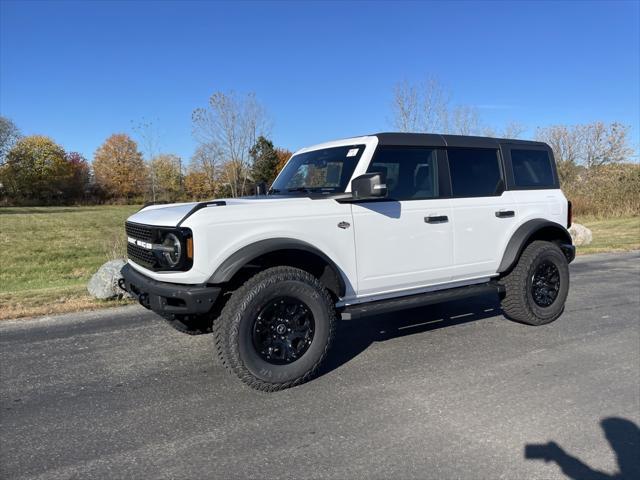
xmin=138 ymin=292 xmax=151 ymax=310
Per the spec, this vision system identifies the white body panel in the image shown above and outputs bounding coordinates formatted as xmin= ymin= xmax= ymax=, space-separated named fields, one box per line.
xmin=351 ymin=199 xmax=454 ymax=297
xmin=125 ymin=134 xmax=570 ymax=305
xmin=449 ymin=191 xmax=519 ymax=280
xmin=127 ymin=202 xmax=199 ymax=226
xmin=128 ymin=197 xmax=359 ymax=298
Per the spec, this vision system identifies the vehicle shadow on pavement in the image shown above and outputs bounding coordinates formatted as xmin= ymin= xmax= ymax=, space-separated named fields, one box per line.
xmin=321 ymin=292 xmax=501 ymax=376
xmin=524 ymin=417 xmax=640 ymax=480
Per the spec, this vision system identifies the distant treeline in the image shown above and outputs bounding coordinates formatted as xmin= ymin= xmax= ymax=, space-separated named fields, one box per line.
xmin=0 ymin=101 xmax=291 ymax=206
xmin=533 ymin=123 xmax=639 ymax=217
xmin=1 ymin=84 xmax=638 ymax=218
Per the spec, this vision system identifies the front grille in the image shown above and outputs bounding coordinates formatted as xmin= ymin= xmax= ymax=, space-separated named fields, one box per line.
xmin=125 ymin=222 xmax=154 ymax=242
xmin=127 ymin=242 xmax=156 ymax=269
xmin=124 ymin=221 xmax=192 ymax=272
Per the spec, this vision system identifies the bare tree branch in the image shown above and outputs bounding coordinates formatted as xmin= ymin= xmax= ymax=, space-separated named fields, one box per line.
xmin=132 ymin=118 xmax=162 ymax=202
xmin=391 ymin=76 xmax=449 ymax=133
xmin=450 ymin=105 xmax=480 ymax=136
xmin=0 ymin=116 xmax=21 ymax=166
xmin=391 ymin=80 xmax=419 ymax=132
xmin=502 ymin=121 xmax=526 ymax=139
xmin=192 ymin=91 xmax=270 ymax=197
xmin=536 ymin=121 xmax=633 ymax=184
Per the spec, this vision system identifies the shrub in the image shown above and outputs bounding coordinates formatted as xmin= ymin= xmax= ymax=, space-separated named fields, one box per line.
xmin=564 ymin=163 xmax=640 ymax=218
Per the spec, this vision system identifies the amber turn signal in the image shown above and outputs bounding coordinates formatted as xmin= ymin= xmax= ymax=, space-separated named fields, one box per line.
xmin=186 ymin=237 xmax=193 ymax=259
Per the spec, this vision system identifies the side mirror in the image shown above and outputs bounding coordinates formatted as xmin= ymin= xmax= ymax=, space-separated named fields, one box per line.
xmin=351 ymin=173 xmax=388 ymax=200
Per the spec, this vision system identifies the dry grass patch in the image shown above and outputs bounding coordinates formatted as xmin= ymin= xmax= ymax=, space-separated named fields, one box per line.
xmin=1 ymin=205 xmax=138 ymax=320
xmin=574 ymin=216 xmax=640 ymax=255
xmin=0 ymin=286 xmax=132 ymax=320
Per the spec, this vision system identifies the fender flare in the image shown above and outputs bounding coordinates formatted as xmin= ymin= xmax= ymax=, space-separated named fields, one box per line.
xmin=208 ymin=238 xmax=347 ymax=297
xmin=498 ymin=219 xmax=573 ymax=273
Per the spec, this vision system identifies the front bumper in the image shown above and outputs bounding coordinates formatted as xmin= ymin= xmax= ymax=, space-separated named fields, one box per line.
xmin=120 ymin=263 xmax=220 ymax=316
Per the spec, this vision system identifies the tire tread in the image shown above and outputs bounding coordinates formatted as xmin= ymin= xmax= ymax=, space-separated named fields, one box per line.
xmin=213 ymin=266 xmax=336 ymax=391
xmin=500 ymin=240 xmax=568 ymax=326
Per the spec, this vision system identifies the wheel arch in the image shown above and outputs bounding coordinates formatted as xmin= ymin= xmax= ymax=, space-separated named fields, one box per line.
xmin=498 ymin=219 xmax=573 ymax=274
xmin=208 ymin=238 xmax=347 ymax=299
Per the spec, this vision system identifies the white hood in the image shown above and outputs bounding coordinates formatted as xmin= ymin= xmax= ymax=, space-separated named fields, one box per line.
xmin=126 ymin=197 xmax=313 ymax=227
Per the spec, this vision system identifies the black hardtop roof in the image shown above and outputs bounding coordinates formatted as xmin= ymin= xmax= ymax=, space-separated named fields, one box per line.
xmin=372 ymin=132 xmax=548 ymax=149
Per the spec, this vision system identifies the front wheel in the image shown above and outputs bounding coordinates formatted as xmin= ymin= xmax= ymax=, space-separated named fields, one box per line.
xmin=213 ymin=266 xmax=336 ymax=391
xmin=500 ymin=240 xmax=570 ymax=325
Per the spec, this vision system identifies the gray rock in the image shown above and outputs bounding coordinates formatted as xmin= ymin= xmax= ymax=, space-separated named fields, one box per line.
xmin=87 ymin=259 xmax=132 ymax=300
xmin=569 ymin=223 xmax=593 ymax=246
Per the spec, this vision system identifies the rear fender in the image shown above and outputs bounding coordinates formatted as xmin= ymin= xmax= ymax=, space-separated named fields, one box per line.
xmin=498 ymin=219 xmax=573 ymax=273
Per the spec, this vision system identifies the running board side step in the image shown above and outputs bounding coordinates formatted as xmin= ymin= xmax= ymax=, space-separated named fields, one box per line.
xmin=339 ymin=282 xmax=505 ymax=320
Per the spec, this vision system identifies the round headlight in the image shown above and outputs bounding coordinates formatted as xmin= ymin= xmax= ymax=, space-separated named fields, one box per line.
xmin=162 ymin=233 xmax=182 ymax=267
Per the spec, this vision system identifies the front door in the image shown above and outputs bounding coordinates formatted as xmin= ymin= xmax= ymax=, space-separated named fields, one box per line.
xmin=351 ymin=146 xmax=454 ymax=298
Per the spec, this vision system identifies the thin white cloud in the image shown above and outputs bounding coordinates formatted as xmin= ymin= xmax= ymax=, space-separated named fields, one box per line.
xmin=474 ymin=104 xmax=515 ymax=110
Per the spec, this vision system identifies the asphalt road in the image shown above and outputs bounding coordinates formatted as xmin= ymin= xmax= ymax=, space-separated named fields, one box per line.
xmin=1 ymin=251 xmax=639 ymax=480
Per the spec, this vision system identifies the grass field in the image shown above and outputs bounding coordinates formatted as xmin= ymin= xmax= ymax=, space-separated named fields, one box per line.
xmin=1 ymin=205 xmax=638 ymax=320
xmin=0 ymin=205 xmax=139 ymax=319
xmin=573 ymin=216 xmax=640 ymax=255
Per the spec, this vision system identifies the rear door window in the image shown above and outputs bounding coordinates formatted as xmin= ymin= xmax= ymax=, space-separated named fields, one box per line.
xmin=511 ymin=149 xmax=555 ymax=188
xmin=447 ymin=148 xmax=503 ymax=197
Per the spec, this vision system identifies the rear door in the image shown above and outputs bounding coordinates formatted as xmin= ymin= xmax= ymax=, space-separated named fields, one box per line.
xmin=446 ymin=147 xmax=518 ymax=280
xmin=501 ymin=144 xmax=568 ymax=227
xmin=351 ymin=146 xmax=454 ymax=298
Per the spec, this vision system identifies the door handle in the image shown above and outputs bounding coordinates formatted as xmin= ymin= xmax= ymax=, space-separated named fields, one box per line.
xmin=425 ymin=215 xmax=448 ymax=224
xmin=495 ymin=210 xmax=515 ymax=218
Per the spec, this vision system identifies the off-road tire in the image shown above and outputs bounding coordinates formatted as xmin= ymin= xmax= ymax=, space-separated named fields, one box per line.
xmin=213 ymin=266 xmax=336 ymax=391
xmin=500 ymin=240 xmax=569 ymax=325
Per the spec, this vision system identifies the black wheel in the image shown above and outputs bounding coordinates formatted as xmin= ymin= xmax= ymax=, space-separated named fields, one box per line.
xmin=500 ymin=240 xmax=570 ymax=325
xmin=213 ymin=266 xmax=336 ymax=391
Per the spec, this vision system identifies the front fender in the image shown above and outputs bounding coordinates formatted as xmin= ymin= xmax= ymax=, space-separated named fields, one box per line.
xmin=208 ymin=237 xmax=349 ymax=298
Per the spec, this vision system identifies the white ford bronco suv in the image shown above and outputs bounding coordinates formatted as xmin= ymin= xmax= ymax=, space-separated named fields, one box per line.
xmin=120 ymin=133 xmax=575 ymax=391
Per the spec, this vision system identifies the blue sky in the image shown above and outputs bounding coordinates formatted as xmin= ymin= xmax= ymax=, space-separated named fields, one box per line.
xmin=1 ymin=0 xmax=638 ymax=162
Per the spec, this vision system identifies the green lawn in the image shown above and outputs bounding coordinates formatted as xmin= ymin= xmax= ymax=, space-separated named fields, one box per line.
xmin=0 ymin=205 xmax=139 ymax=319
xmin=0 ymin=206 xmax=637 ymax=320
xmin=574 ymin=216 xmax=640 ymax=255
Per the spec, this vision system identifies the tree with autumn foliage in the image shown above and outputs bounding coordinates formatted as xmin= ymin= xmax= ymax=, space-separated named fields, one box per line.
xmin=150 ymin=154 xmax=183 ymax=201
xmin=0 ymin=135 xmax=72 ymax=204
xmin=275 ymin=148 xmax=292 ymax=175
xmin=184 ymin=144 xmax=220 ymax=200
xmin=64 ymin=152 xmax=90 ymax=201
xmin=93 ymin=134 xmax=147 ymax=200
xmin=184 ymin=170 xmax=214 ymax=200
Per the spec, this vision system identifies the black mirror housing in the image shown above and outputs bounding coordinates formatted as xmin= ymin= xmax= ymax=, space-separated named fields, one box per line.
xmin=351 ymin=173 xmax=388 ymax=200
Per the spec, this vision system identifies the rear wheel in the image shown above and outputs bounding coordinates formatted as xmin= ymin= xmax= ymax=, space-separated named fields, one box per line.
xmin=214 ymin=266 xmax=336 ymax=391
xmin=500 ymin=240 xmax=569 ymax=325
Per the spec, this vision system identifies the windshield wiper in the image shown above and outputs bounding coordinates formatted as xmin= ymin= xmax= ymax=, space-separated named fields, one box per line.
xmin=268 ymin=188 xmax=281 ymax=194
xmin=287 ymin=187 xmax=319 ymax=193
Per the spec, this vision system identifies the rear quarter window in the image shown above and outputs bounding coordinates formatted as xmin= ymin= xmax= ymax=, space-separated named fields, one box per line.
xmin=511 ymin=149 xmax=555 ymax=188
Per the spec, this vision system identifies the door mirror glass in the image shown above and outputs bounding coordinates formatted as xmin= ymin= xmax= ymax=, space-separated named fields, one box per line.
xmin=351 ymin=173 xmax=388 ymax=200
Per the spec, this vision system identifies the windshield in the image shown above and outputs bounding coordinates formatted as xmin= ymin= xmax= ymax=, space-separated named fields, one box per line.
xmin=270 ymin=144 xmax=365 ymax=194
